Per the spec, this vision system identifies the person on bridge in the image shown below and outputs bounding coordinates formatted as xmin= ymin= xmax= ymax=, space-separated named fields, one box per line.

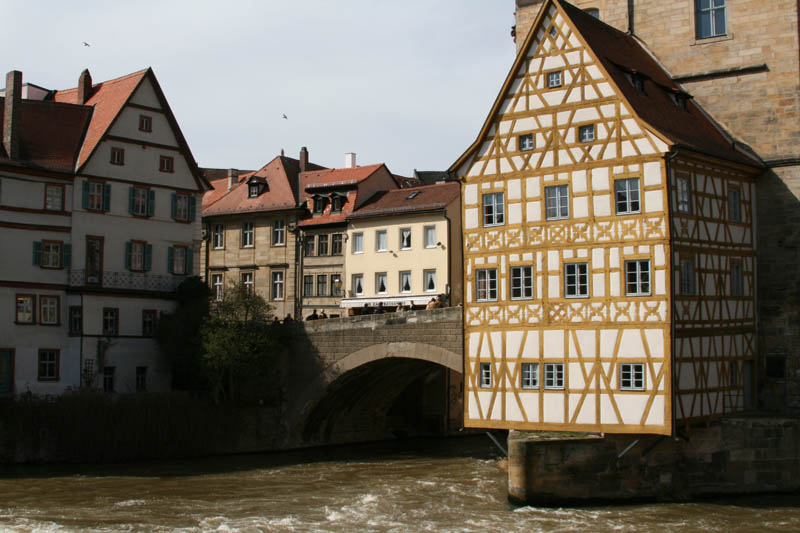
xmin=319 ymin=310 xmax=328 ymax=319
xmin=307 ymin=309 xmax=319 ymax=321
xmin=426 ymin=298 xmax=437 ymax=310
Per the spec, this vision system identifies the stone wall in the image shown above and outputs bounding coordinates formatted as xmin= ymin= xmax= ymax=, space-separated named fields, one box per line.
xmin=508 ymin=415 xmax=800 ymax=505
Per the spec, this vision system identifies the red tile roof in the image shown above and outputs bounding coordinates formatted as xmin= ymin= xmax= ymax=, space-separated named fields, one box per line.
xmin=203 ymin=157 xmax=302 ymax=216
xmin=349 ymin=181 xmax=460 ymax=219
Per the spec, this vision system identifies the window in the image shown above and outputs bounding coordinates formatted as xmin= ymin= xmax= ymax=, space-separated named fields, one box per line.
xmin=519 ymin=133 xmax=534 ymax=151
xmin=15 ymin=295 xmax=34 ymax=324
xmin=272 ymin=271 xmax=284 ymax=300
xmin=677 ymin=177 xmax=692 ymax=214
xmin=585 ymin=8 xmax=599 ymax=18
xmin=625 ymin=260 xmax=650 ymax=296
xmin=304 ymin=235 xmax=316 ymax=257
xmin=38 ymin=349 xmax=59 ymax=381
xmin=211 ymin=274 xmax=223 ymax=301
xmin=331 ymin=194 xmax=345 ymax=213
xmin=136 ymin=367 xmax=147 ymax=392
xmin=480 ymin=362 xmax=492 ymax=388
xmin=69 ymin=306 xmax=82 ymax=336
xmin=400 ymin=271 xmax=412 ymax=293
xmin=138 ymin=115 xmax=152 ymax=132
xmin=304 ymin=275 xmax=314 ymax=297
xmin=352 ymin=274 xmax=364 ymax=296
xmin=731 ymin=262 xmax=743 ymax=297
xmin=39 ymin=295 xmax=59 ymax=325
xmin=241 ymin=271 xmax=254 ymax=293
xmin=84 ymin=181 xmax=109 ymax=212
xmin=129 ymin=187 xmax=154 ymax=217
xmin=578 ymin=124 xmax=595 ymax=143
xmin=125 ymin=241 xmax=152 ymax=272
xmin=549 ymin=26 xmax=558 ymax=37
xmin=424 ymin=269 xmax=437 ymax=292
xmin=331 ymin=274 xmax=343 ymax=297
xmin=110 ymin=147 xmax=125 ymax=165
xmin=35 ymin=241 xmax=63 ymax=269
xmin=172 ymin=193 xmax=195 ymax=222
xmin=680 ymin=259 xmax=695 ymax=296
xmin=352 ymin=233 xmax=363 ymax=254
xmin=627 ymin=73 xmax=645 ymax=93
xmin=565 ymin=263 xmax=589 ymax=298
xmin=44 ymin=184 xmax=64 ymax=211
xmin=620 ymin=363 xmax=645 ymax=391
xmin=142 ymin=310 xmax=157 ymax=337
xmin=615 ymin=178 xmax=640 ymax=215
xmin=102 ymin=308 xmax=119 ymax=336
xmin=729 ymin=188 xmax=742 ymax=222
xmin=376 ymin=230 xmax=388 ymax=252
xmin=313 ymin=195 xmax=326 ymax=215
xmin=400 ymin=228 xmax=412 ymax=250
xmin=547 ymin=71 xmax=562 ymax=88
xmin=317 ymin=274 xmax=328 ymax=297
xmin=317 ymin=234 xmax=329 ymax=256
xmin=424 ymin=226 xmax=437 ymax=248
xmin=407 ymin=191 xmax=421 ymax=200
xmin=483 ymin=192 xmax=505 ymax=227
xmin=544 ymin=363 xmax=564 ymax=389
xmin=169 ymin=246 xmax=190 ymax=275
xmin=103 ymin=366 xmax=115 ymax=392
xmin=85 ymin=236 xmax=103 ymax=285
xmin=241 ymin=222 xmax=254 ymax=247
xmin=545 ymin=185 xmax=569 ymax=220
xmin=510 ymin=266 xmax=534 ymax=300
xmin=670 ymin=91 xmax=688 ymax=110
xmin=212 ymin=224 xmax=224 ymax=249
xmin=476 ymin=269 xmax=498 ymax=301
xmin=159 ymin=156 xmax=174 ymax=173
xmin=521 ymin=363 xmax=539 ymax=389
xmin=696 ymin=0 xmax=725 ymax=39
xmin=376 ymin=272 xmax=388 ymax=294
xmin=272 ymin=220 xmax=285 ymax=246
xmin=249 ymin=184 xmax=259 ymax=198
xmin=331 ymin=234 xmax=343 ymax=255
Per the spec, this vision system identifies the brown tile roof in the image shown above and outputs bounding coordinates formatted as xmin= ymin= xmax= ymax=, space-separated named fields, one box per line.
xmin=203 ymin=157 xmax=302 ymax=216
xmin=349 ymin=181 xmax=460 ymax=219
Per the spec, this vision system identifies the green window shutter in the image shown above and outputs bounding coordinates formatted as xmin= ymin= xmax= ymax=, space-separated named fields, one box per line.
xmin=102 ymin=184 xmax=111 ymax=211
xmin=188 ymin=196 xmax=196 ymax=222
xmin=81 ymin=181 xmax=89 ymax=209
xmin=170 ymin=193 xmax=177 ymax=220
xmin=167 ymin=246 xmax=174 ymax=274
xmin=186 ymin=247 xmax=193 ymax=275
xmin=62 ymin=244 xmax=72 ymax=268
xmin=147 ymin=190 xmax=155 ymax=217
xmin=128 ymin=187 xmax=135 ymax=214
xmin=144 ymin=244 xmax=153 ymax=271
xmin=32 ymin=241 xmax=42 ymax=266
xmin=124 ymin=241 xmax=132 ymax=270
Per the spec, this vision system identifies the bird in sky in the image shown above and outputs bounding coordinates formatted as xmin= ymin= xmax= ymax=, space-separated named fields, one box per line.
xmin=83 ymin=42 xmax=90 ymax=47
xmin=282 ymin=113 xmax=288 ymax=119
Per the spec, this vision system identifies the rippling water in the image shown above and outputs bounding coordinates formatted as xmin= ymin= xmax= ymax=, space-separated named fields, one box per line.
xmin=1 ymin=437 xmax=798 ymax=532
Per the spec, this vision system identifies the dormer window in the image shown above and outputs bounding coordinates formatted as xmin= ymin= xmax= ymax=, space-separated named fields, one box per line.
xmin=331 ymin=193 xmax=345 ymax=213
xmin=247 ymin=178 xmax=269 ymax=198
xmin=249 ymin=184 xmax=260 ymax=198
xmin=313 ymin=195 xmax=327 ymax=215
xmin=625 ymin=72 xmax=645 ymax=94
xmin=669 ymin=91 xmax=689 ymax=111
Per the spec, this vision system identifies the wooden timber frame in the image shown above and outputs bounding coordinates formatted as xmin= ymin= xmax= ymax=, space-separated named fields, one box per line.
xmin=450 ymin=0 xmax=762 ymax=436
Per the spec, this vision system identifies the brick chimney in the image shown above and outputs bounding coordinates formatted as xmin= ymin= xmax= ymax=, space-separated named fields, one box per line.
xmin=299 ymin=146 xmax=308 ymax=172
xmin=77 ymin=69 xmax=92 ymax=105
xmin=3 ymin=70 xmax=22 ymax=160
xmin=227 ymin=168 xmax=238 ymax=191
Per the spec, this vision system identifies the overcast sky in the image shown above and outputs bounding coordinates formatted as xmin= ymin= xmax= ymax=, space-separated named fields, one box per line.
xmin=3 ymin=1 xmax=517 ymax=177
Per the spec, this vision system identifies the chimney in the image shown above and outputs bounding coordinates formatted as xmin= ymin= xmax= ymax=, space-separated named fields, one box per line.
xmin=299 ymin=146 xmax=308 ymax=171
xmin=227 ymin=168 xmax=238 ymax=191
xmin=77 ymin=69 xmax=92 ymax=105
xmin=3 ymin=70 xmax=22 ymax=160
xmin=345 ymin=152 xmax=356 ymax=168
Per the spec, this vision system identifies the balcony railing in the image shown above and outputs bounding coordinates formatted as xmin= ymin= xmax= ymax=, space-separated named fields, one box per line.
xmin=68 ymin=269 xmax=183 ymax=292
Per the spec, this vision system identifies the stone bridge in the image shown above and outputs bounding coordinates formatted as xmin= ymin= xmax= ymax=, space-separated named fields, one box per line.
xmin=283 ymin=307 xmax=464 ymax=447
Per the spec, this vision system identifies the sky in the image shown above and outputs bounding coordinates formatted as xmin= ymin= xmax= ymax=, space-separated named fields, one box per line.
xmin=2 ymin=1 xmax=518 ymax=177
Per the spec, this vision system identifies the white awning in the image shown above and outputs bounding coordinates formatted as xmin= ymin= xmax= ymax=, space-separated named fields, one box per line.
xmin=339 ymin=294 xmax=438 ymax=308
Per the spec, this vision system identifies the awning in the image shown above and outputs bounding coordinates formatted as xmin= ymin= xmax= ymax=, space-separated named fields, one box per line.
xmin=340 ymin=294 xmax=439 ymax=308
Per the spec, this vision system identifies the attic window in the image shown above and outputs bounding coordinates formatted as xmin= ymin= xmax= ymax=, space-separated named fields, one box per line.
xmin=626 ymin=73 xmax=645 ymax=94
xmin=547 ymin=71 xmax=562 ymax=89
xmin=249 ymin=184 xmax=260 ymax=198
xmin=670 ymin=91 xmax=689 ymax=111
xmin=519 ymin=134 xmax=534 ymax=151
xmin=331 ymin=193 xmax=345 ymax=213
xmin=407 ymin=191 xmax=421 ymax=200
xmin=139 ymin=115 xmax=152 ymax=132
xmin=313 ymin=195 xmax=327 ymax=215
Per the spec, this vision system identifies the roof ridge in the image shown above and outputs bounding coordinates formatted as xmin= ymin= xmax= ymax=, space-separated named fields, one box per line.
xmin=56 ymin=68 xmax=149 ymax=93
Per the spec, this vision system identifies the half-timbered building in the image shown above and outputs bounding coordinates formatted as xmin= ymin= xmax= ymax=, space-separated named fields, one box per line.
xmin=452 ymin=0 xmax=762 ymax=435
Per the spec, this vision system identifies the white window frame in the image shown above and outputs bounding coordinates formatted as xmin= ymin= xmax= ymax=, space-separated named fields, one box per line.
xmin=130 ymin=241 xmax=145 ymax=271
xmin=272 ymin=220 xmax=285 ymax=246
xmin=248 ymin=184 xmax=259 ymax=198
xmin=88 ymin=181 xmax=104 ymax=211
xmin=547 ymin=70 xmax=562 ymax=88
xmin=424 ymin=226 xmax=436 ymax=248
xmin=211 ymin=274 xmax=223 ymax=301
xmin=132 ymin=188 xmax=148 ymax=216
xmin=45 ymin=184 xmax=63 ymax=211
xmin=376 ymin=230 xmax=388 ymax=252
xmin=521 ymin=362 xmax=538 ymax=389
xmin=680 ymin=258 xmax=695 ymax=296
xmin=352 ymin=274 xmax=364 ymax=296
xmin=352 ymin=232 xmax=364 ymax=254
xmin=400 ymin=271 xmax=412 ymax=293
xmin=614 ymin=178 xmax=641 ymax=215
xmin=620 ymin=363 xmax=645 ymax=391
xmin=241 ymin=222 xmax=254 ymax=248
xmin=519 ymin=133 xmax=534 ymax=151
xmin=241 ymin=271 xmax=254 ymax=293
xmin=545 ymin=184 xmax=569 ymax=220
xmin=400 ymin=228 xmax=412 ymax=250
xmin=476 ymin=268 xmax=498 ymax=302
xmin=564 ymin=263 xmax=588 ymax=298
xmin=272 ymin=271 xmax=284 ymax=300
xmin=173 ymin=247 xmax=187 ymax=275
xmin=510 ymin=266 xmax=533 ymax=300
xmin=39 ymin=295 xmax=58 ymax=325
xmin=479 ymin=362 xmax=491 ymax=388
xmin=677 ymin=177 xmax=692 ymax=214
xmin=578 ymin=124 xmax=595 ymax=143
xmin=625 ymin=260 xmax=651 ymax=296
xmin=696 ymin=0 xmax=726 ymax=39
xmin=212 ymin=224 xmax=224 ymax=249
xmin=375 ymin=272 xmax=388 ymax=294
xmin=424 ymin=269 xmax=437 ymax=293
xmin=482 ymin=192 xmax=505 ymax=227
xmin=544 ymin=363 xmax=564 ymax=390
xmin=175 ymin=194 xmax=189 ymax=221
xmin=41 ymin=241 xmax=62 ymax=268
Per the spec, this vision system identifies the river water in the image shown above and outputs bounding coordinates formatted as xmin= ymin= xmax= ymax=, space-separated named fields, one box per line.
xmin=1 ymin=437 xmax=799 ymax=532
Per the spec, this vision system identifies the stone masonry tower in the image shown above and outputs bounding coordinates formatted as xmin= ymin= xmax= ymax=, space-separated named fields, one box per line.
xmin=513 ymin=0 xmax=800 ymax=412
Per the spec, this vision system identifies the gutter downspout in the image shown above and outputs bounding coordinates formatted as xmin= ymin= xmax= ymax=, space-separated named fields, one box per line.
xmin=203 ymin=222 xmax=211 ymax=283
xmin=665 ymin=149 xmax=679 ymax=437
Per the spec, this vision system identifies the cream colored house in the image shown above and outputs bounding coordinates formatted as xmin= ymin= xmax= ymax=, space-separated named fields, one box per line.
xmin=342 ymin=182 xmax=462 ymax=310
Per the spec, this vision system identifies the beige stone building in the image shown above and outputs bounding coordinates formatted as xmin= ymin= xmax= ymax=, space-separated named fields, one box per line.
xmin=513 ymin=0 xmax=800 ymax=411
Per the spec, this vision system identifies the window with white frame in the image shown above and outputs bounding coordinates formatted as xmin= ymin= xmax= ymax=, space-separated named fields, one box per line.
xmin=564 ymin=263 xmax=588 ymax=298
xmin=41 ymin=241 xmax=62 ymax=268
xmin=731 ymin=261 xmax=743 ymax=297
xmin=129 ymin=241 xmax=146 ymax=271
xmin=677 ymin=177 xmax=692 ymax=214
xmin=615 ymin=178 xmax=641 ymax=214
xmin=172 ymin=246 xmax=187 ymax=275
xmin=132 ymin=188 xmax=148 ymax=216
xmin=729 ymin=188 xmax=741 ymax=222
xmin=625 ymin=260 xmax=650 ymax=296
xmin=482 ymin=193 xmax=505 ymax=226
xmin=213 ymin=224 xmax=224 ymax=249
xmin=519 ymin=133 xmax=534 ymax=151
xmin=696 ymin=0 xmax=725 ymax=39
xmin=476 ymin=269 xmax=498 ymax=301
xmin=352 ymin=274 xmax=364 ymax=296
xmin=211 ymin=274 xmax=223 ymax=301
xmin=45 ymin=184 xmax=63 ymax=211
xmin=273 ymin=220 xmax=285 ymax=246
xmin=400 ymin=271 xmax=412 ymax=293
xmin=521 ymin=362 xmax=539 ymax=389
xmin=241 ymin=222 xmax=254 ymax=247
xmin=544 ymin=363 xmax=564 ymax=389
xmin=578 ymin=124 xmax=595 ymax=143
xmin=510 ymin=266 xmax=533 ymax=300
xmin=424 ymin=226 xmax=436 ymax=248
xmin=545 ymin=185 xmax=569 ymax=220
xmin=175 ymin=194 xmax=189 ymax=221
xmin=110 ymin=147 xmax=125 ymax=165
xmin=376 ymin=230 xmax=388 ymax=252
xmin=272 ymin=271 xmax=284 ymax=300
xmin=39 ymin=295 xmax=59 ymax=325
xmin=248 ymin=184 xmax=259 ymax=198
xmin=480 ymin=362 xmax=491 ymax=388
xmin=400 ymin=228 xmax=412 ymax=250
xmin=547 ymin=70 xmax=562 ymax=88
xmin=16 ymin=295 xmax=34 ymax=323
xmin=87 ymin=181 xmax=105 ymax=211
xmin=352 ymin=232 xmax=363 ymax=254
xmin=38 ymin=349 xmax=59 ymax=381
xmin=680 ymin=258 xmax=695 ymax=295
xmin=424 ymin=269 xmax=437 ymax=292
xmin=376 ymin=272 xmax=388 ymax=294
xmin=620 ymin=363 xmax=645 ymax=390
xmin=102 ymin=308 xmax=119 ymax=336
xmin=241 ymin=271 xmax=254 ymax=293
